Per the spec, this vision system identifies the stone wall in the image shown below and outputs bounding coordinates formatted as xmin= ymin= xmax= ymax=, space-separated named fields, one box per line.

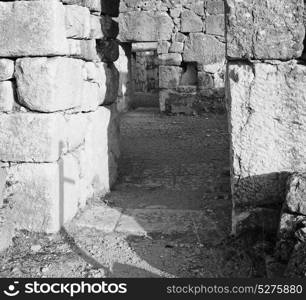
xmin=226 ymin=0 xmax=306 ymax=233
xmin=0 ymin=0 xmax=120 ymax=251
xmin=118 ymin=0 xmax=226 ymax=114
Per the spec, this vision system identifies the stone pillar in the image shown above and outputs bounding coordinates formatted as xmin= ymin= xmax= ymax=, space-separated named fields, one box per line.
xmin=0 ymin=0 xmax=120 ymax=251
xmin=226 ymin=0 xmax=306 ymax=233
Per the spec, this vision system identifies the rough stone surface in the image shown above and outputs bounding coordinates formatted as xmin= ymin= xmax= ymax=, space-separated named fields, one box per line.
xmin=181 ymin=10 xmax=203 ymax=33
xmin=228 ymin=61 xmax=306 ymax=208
xmin=118 ymin=11 xmax=174 ymax=42
xmin=65 ymin=4 xmax=91 ymax=39
xmin=0 ymin=59 xmax=14 ymax=82
xmin=285 ymin=173 xmax=306 ymax=216
xmin=2 ymin=154 xmax=81 ymax=233
xmin=183 ymin=33 xmax=225 ymax=64
xmin=226 ymin=0 xmax=305 ymax=60
xmin=0 ymin=113 xmax=88 ymax=163
xmin=206 ymin=15 xmax=224 ymax=36
xmin=80 ymin=106 xmax=120 ymax=203
xmin=0 ymin=81 xmax=15 ymax=112
xmin=0 ymin=0 xmax=68 ymax=57
xmin=15 ymin=57 xmax=84 ymax=112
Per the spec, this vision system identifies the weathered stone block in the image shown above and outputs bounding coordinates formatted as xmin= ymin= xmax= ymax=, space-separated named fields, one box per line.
xmin=0 ymin=0 xmax=68 ymax=57
xmin=169 ymin=42 xmax=184 ymax=53
xmin=0 ymin=113 xmax=89 ymax=163
xmin=206 ymin=15 xmax=224 ymax=36
xmin=183 ymin=33 xmax=225 ymax=64
xmin=181 ymin=10 xmax=203 ymax=32
xmin=83 ymin=62 xmax=119 ymax=106
xmin=0 ymin=81 xmax=15 ymax=112
xmin=15 ymin=57 xmax=84 ymax=112
xmin=90 ymin=15 xmax=103 ymax=39
xmin=65 ymin=4 xmax=91 ymax=39
xmin=228 ymin=61 xmax=306 ymax=208
xmin=119 ymin=11 xmax=174 ymax=42
xmin=79 ymin=106 xmax=120 ymax=204
xmin=206 ymin=0 xmax=225 ymax=15
xmin=157 ymin=41 xmax=171 ymax=54
xmin=159 ymin=66 xmax=183 ymax=89
xmin=174 ymin=32 xmax=187 ymax=43
xmin=226 ymin=0 xmax=305 ymax=60
xmin=285 ymin=173 xmax=306 ymax=216
xmin=3 ymin=153 xmax=81 ymax=233
xmin=0 ymin=59 xmax=14 ymax=82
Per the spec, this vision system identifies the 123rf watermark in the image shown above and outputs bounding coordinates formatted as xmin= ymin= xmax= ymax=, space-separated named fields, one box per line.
xmin=167 ymin=284 xmax=303 ymax=296
xmin=2 ymin=281 xmax=127 ymax=297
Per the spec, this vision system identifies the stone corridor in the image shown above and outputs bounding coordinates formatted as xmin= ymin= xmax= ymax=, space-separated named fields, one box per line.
xmin=0 ymin=109 xmax=266 ymax=278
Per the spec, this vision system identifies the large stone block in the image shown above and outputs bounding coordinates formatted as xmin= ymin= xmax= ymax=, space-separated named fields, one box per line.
xmin=183 ymin=33 xmax=225 ymax=64
xmin=65 ymin=4 xmax=91 ymax=39
xmin=0 ymin=112 xmax=89 ymax=163
xmin=0 ymin=107 xmax=118 ymax=234
xmin=206 ymin=15 xmax=224 ymax=36
xmin=2 ymin=153 xmax=81 ymax=233
xmin=79 ymin=106 xmax=120 ymax=205
xmin=0 ymin=59 xmax=14 ymax=82
xmin=0 ymin=81 xmax=15 ymax=112
xmin=0 ymin=0 xmax=68 ymax=57
xmin=226 ymin=0 xmax=305 ymax=60
xmin=118 ymin=11 xmax=174 ymax=42
xmin=227 ymin=61 xmax=306 ymax=208
xmin=83 ymin=62 xmax=118 ymax=106
xmin=206 ymin=0 xmax=225 ymax=15
xmin=15 ymin=57 xmax=85 ymax=112
xmin=181 ymin=10 xmax=203 ymax=32
xmin=62 ymin=0 xmax=101 ymax=13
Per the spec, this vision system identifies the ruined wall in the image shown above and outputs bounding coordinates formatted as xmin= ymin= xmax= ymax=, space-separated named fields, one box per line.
xmin=226 ymin=0 xmax=306 ymax=233
xmin=118 ymin=0 xmax=226 ymax=113
xmin=0 ymin=0 xmax=120 ymax=250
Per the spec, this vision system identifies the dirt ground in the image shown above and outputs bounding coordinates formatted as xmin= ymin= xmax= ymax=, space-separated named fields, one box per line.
xmin=0 ymin=108 xmax=273 ymax=278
